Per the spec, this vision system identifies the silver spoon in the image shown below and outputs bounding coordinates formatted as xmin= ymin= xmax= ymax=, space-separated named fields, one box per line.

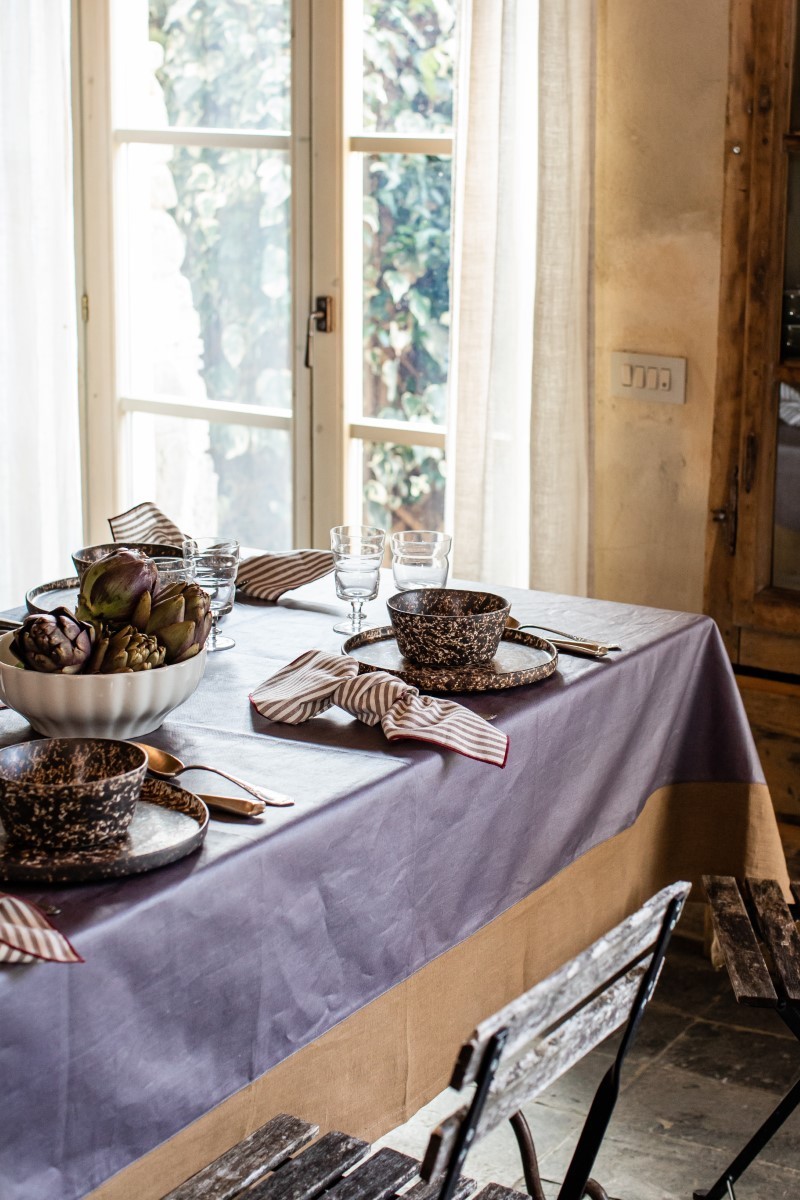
xmin=133 ymin=742 xmax=293 ymax=808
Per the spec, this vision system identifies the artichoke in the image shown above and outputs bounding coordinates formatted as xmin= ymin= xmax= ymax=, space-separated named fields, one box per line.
xmin=143 ymin=581 xmax=212 ymax=663
xmin=86 ymin=625 xmax=166 ymax=674
xmin=76 ymin=550 xmax=157 ymax=627
xmin=10 ymin=608 xmax=96 ymax=674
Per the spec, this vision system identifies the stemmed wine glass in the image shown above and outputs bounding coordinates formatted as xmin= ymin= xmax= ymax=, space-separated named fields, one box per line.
xmin=330 ymin=525 xmax=385 ymax=635
xmin=183 ymin=537 xmax=240 ymax=652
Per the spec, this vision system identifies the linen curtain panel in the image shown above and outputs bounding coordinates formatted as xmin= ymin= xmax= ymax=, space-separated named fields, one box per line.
xmin=0 ymin=0 xmax=83 ymax=610
xmin=449 ymin=0 xmax=595 ymax=595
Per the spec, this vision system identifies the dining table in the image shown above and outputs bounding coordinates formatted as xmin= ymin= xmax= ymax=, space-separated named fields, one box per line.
xmin=0 ymin=571 xmax=790 ymax=1200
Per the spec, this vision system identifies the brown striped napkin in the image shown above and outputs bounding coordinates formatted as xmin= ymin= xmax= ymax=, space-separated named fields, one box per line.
xmin=0 ymin=894 xmax=83 ymax=964
xmin=109 ymin=502 xmax=335 ymax=601
xmin=250 ymin=650 xmax=509 ymax=767
xmin=108 ymin=501 xmax=185 ymax=546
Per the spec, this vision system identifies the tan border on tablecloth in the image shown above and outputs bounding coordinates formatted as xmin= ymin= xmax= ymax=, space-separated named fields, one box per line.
xmin=87 ymin=780 xmax=787 ymax=1200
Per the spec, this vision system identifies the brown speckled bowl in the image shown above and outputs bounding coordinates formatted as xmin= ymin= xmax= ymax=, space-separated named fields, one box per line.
xmin=71 ymin=542 xmax=181 ymax=580
xmin=0 ymin=739 xmax=147 ymax=852
xmin=387 ymin=588 xmax=511 ymax=667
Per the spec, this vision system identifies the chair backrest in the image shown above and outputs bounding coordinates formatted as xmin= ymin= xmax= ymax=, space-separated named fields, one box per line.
xmin=421 ymin=881 xmax=690 ymax=1200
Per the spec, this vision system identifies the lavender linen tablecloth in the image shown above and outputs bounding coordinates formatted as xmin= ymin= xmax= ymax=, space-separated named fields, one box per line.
xmin=0 ymin=575 xmax=767 ymax=1199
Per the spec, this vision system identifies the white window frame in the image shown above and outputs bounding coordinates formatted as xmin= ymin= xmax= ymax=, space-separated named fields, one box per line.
xmin=74 ymin=0 xmax=451 ymax=548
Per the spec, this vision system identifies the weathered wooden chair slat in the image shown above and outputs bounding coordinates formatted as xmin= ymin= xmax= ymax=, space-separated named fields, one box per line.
xmin=322 ymin=1149 xmax=419 ymax=1200
xmin=400 ymin=1175 xmax=477 ymax=1200
xmin=702 ymin=875 xmax=777 ymax=1005
xmin=246 ymin=1132 xmax=370 ymax=1200
xmin=693 ymin=876 xmax=800 ymax=1200
xmin=162 ymin=1114 xmax=318 ymax=1200
xmin=453 ymin=882 xmax=687 ymax=1089
xmin=746 ymin=877 xmax=800 ymax=1002
xmin=470 ymin=1185 xmax=527 ymax=1200
xmin=430 ymin=963 xmax=650 ymax=1170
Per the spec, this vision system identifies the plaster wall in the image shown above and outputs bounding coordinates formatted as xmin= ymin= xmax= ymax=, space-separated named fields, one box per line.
xmin=593 ymin=0 xmax=729 ymax=611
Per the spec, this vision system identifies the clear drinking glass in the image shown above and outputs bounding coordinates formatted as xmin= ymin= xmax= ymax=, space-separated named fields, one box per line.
xmin=182 ymin=537 xmax=240 ymax=652
xmin=330 ymin=525 xmax=385 ymax=635
xmin=390 ymin=530 xmax=452 ymax=591
xmin=151 ymin=557 xmax=187 ymax=593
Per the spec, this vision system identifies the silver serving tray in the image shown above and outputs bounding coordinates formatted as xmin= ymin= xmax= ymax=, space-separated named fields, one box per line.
xmin=342 ymin=626 xmax=557 ymax=693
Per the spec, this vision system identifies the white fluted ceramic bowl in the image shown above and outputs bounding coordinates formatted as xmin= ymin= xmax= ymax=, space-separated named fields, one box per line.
xmin=0 ymin=633 xmax=206 ymax=739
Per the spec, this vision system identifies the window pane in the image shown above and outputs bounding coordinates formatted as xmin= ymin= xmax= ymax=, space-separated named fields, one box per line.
xmin=129 ymin=413 xmax=292 ymax=550
xmin=773 ymin=383 xmax=800 ymax=590
xmin=362 ymin=154 xmax=451 ymax=424
xmin=362 ymin=0 xmax=455 ymax=134
xmin=357 ymin=439 xmax=446 ymax=534
xmin=114 ymin=1 xmax=291 ymax=131
xmin=119 ymin=143 xmax=291 ymax=408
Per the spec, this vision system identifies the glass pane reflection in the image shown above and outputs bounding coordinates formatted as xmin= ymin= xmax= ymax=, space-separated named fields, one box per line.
xmin=362 ymin=154 xmax=451 ymax=424
xmin=129 ymin=412 xmax=292 ymax=550
xmin=359 ymin=439 xmax=446 ymax=535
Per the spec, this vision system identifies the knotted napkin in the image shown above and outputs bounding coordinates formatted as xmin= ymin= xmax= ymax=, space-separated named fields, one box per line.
xmin=0 ymin=893 xmax=83 ymax=964
xmin=250 ymin=649 xmax=509 ymax=767
xmin=109 ymin=502 xmax=334 ymax=601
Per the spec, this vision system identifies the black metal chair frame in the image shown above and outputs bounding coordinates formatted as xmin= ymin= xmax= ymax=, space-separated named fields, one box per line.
xmin=693 ymin=884 xmax=800 ymax=1200
xmin=430 ymin=893 xmax=686 ymax=1200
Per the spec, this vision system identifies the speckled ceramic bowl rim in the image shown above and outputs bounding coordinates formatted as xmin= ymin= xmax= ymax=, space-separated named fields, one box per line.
xmin=387 ymin=588 xmax=511 ymax=618
xmin=0 ymin=738 xmax=148 ymax=792
xmin=72 ymin=542 xmax=181 ymax=573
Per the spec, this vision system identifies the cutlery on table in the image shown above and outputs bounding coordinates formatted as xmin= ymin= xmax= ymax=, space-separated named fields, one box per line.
xmin=133 ymin=743 xmax=293 ymax=808
xmin=0 ymin=618 xmax=22 ymax=631
xmin=197 ymin=793 xmax=266 ymax=818
xmin=507 ymin=617 xmax=621 ymax=659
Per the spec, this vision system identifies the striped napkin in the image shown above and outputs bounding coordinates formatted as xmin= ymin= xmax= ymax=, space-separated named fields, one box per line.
xmin=0 ymin=893 xmax=83 ymax=964
xmin=250 ymin=649 xmax=509 ymax=767
xmin=109 ymin=502 xmax=335 ymax=601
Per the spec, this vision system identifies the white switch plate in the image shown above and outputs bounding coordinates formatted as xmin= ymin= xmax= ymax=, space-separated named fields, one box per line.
xmin=611 ymin=351 xmax=687 ymax=404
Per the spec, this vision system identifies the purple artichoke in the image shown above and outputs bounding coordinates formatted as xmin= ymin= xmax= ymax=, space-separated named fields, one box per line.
xmin=86 ymin=625 xmax=166 ymax=674
xmin=144 ymin=581 xmax=212 ymax=663
xmin=76 ymin=549 xmax=157 ymax=626
xmin=10 ymin=608 xmax=96 ymax=674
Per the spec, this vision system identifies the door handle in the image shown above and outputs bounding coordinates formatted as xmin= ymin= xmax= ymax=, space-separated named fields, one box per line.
xmin=304 ymin=296 xmax=333 ymax=368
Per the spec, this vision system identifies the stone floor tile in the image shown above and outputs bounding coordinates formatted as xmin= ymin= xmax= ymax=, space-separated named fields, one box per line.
xmin=536 ymin=1128 xmax=800 ymax=1200
xmin=646 ymin=941 xmax=729 ymax=1019
xmin=602 ymin=1002 xmax=692 ymax=1069
xmin=704 ymin=986 xmax=796 ymax=1039
xmin=660 ymin=1019 xmax=800 ymax=1093
xmin=607 ymin=1060 xmax=800 ymax=1171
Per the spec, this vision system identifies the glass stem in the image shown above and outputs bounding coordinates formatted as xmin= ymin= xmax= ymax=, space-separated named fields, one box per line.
xmin=208 ymin=614 xmax=218 ymax=650
xmin=350 ymin=599 xmax=365 ymax=630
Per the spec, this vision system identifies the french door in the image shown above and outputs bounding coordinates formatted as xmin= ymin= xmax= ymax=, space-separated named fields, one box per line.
xmin=75 ymin=0 xmax=453 ymax=550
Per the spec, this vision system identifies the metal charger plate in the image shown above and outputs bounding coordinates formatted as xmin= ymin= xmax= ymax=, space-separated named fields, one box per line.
xmin=26 ymin=578 xmax=81 ymax=616
xmin=0 ymin=777 xmax=208 ymax=884
xmin=342 ymin=626 xmax=558 ymax=693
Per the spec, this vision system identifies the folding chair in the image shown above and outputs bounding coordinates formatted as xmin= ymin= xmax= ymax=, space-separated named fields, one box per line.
xmin=162 ymin=880 xmax=689 ymax=1200
xmin=693 ymin=875 xmax=800 ymax=1200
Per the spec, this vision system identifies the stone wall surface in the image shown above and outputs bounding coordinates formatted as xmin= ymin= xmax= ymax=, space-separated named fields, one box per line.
xmin=594 ymin=0 xmax=729 ymax=610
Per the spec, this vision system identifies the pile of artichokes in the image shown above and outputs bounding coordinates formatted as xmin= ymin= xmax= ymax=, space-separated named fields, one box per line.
xmin=11 ymin=550 xmax=212 ymax=675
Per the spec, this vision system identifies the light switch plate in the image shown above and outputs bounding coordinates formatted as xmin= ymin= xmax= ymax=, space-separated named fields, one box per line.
xmin=611 ymin=351 xmax=687 ymax=404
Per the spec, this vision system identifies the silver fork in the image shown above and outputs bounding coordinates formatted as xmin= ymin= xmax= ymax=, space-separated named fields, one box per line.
xmin=520 ymin=623 xmax=622 ymax=650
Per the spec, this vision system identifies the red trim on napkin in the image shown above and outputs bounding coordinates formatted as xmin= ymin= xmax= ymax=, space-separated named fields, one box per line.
xmin=250 ymin=649 xmax=509 ymax=768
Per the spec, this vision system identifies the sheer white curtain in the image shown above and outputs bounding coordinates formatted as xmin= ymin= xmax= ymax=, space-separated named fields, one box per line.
xmin=448 ymin=0 xmax=594 ymax=595
xmin=0 ymin=0 xmax=83 ymax=610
